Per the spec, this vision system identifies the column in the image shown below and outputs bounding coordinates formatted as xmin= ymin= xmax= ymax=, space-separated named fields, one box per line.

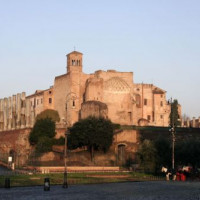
xmin=12 ymin=95 xmax=16 ymax=130
xmin=192 ymin=117 xmax=196 ymax=128
xmin=21 ymin=92 xmax=26 ymax=128
xmin=8 ymin=97 xmax=12 ymax=130
xmin=0 ymin=99 xmax=3 ymax=131
xmin=186 ymin=119 xmax=190 ymax=127
xmin=198 ymin=117 xmax=200 ymax=128
xmin=3 ymin=98 xmax=8 ymax=130
xmin=16 ymin=93 xmax=21 ymax=129
xmin=25 ymin=98 xmax=31 ymax=128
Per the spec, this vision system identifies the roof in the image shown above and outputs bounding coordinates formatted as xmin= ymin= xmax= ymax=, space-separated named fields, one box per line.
xmin=67 ymin=51 xmax=83 ymax=56
xmin=26 ymin=87 xmax=53 ymax=98
xmin=153 ymin=86 xmax=166 ymax=94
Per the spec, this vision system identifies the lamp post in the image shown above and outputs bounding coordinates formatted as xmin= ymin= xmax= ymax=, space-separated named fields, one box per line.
xmin=169 ymin=98 xmax=180 ymax=171
xmin=171 ymin=126 xmax=175 ymax=170
xmin=63 ymin=130 xmax=68 ymax=188
xmin=169 ymin=98 xmax=175 ymax=171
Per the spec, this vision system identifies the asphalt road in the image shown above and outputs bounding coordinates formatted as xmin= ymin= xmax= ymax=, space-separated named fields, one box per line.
xmin=0 ymin=181 xmax=200 ymax=200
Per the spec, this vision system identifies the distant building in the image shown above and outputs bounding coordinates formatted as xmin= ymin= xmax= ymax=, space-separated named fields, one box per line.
xmin=0 ymin=51 xmax=180 ymax=131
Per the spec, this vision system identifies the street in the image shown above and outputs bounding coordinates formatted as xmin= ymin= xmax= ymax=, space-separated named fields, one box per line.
xmin=0 ymin=181 xmax=200 ymax=200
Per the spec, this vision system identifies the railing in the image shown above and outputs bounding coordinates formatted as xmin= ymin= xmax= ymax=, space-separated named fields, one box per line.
xmin=0 ymin=172 xmax=165 ymax=188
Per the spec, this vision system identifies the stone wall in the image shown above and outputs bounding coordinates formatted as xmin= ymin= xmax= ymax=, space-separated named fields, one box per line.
xmin=0 ymin=128 xmax=31 ymax=166
xmin=81 ymin=101 xmax=108 ymax=119
xmin=0 ymin=93 xmax=33 ymax=131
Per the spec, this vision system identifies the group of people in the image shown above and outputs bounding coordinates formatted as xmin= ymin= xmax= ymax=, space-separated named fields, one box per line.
xmin=161 ymin=166 xmax=187 ymax=181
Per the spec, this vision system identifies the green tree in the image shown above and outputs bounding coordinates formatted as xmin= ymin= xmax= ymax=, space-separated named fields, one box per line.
xmin=35 ymin=136 xmax=54 ymax=154
xmin=137 ymin=139 xmax=157 ymax=173
xmin=154 ymin=136 xmax=171 ymax=170
xmin=29 ymin=118 xmax=56 ymax=145
xmin=68 ymin=116 xmax=114 ymax=161
xmin=169 ymin=99 xmax=180 ymax=127
xmin=36 ymin=109 xmax=60 ymax=122
xmin=176 ymin=139 xmax=200 ymax=168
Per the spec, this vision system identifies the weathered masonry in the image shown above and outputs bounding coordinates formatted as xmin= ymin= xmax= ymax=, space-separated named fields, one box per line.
xmin=0 ymin=50 xmax=181 ymax=132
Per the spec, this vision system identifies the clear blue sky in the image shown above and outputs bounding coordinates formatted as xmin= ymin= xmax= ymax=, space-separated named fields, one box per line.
xmin=0 ymin=0 xmax=199 ymax=118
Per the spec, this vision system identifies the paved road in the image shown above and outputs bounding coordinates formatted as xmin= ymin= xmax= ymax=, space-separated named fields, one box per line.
xmin=1 ymin=181 xmax=200 ymax=200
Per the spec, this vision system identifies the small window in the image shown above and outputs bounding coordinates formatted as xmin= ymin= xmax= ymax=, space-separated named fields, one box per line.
xmin=72 ymin=100 xmax=75 ymax=107
xmin=147 ymin=115 xmax=151 ymax=121
xmin=144 ymin=99 xmax=147 ymax=106
xmin=136 ymin=94 xmax=141 ymax=107
xmin=41 ymin=98 xmax=43 ymax=104
xmin=37 ymin=99 xmax=39 ymax=105
xmin=160 ymin=115 xmax=163 ymax=119
xmin=49 ymin=98 xmax=52 ymax=104
xmin=128 ymin=112 xmax=132 ymax=121
xmin=152 ymin=111 xmax=155 ymax=121
xmin=160 ymin=101 xmax=163 ymax=107
xmin=49 ymin=91 xmax=52 ymax=94
xmin=161 ymin=94 xmax=163 ymax=98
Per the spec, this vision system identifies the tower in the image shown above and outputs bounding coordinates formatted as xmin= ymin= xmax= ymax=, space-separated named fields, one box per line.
xmin=66 ymin=51 xmax=83 ymax=73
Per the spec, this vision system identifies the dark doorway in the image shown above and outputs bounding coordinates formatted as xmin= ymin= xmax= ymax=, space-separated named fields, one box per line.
xmin=118 ymin=144 xmax=126 ymax=166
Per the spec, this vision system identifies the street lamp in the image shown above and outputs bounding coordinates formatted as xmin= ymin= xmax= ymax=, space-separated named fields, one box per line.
xmin=169 ymin=98 xmax=175 ymax=171
xmin=169 ymin=98 xmax=180 ymax=171
xmin=170 ymin=126 xmax=175 ymax=170
xmin=63 ymin=130 xmax=69 ymax=188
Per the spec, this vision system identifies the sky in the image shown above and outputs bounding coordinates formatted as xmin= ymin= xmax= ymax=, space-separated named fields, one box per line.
xmin=0 ymin=0 xmax=199 ymax=118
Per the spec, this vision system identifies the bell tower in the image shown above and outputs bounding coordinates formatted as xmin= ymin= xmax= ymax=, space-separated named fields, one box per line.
xmin=66 ymin=51 xmax=83 ymax=73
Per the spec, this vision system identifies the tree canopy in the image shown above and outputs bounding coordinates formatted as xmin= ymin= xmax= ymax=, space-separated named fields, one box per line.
xmin=169 ymin=99 xmax=181 ymax=127
xmin=68 ymin=116 xmax=114 ymax=160
xmin=137 ymin=136 xmax=200 ymax=173
xmin=137 ymin=140 xmax=157 ymax=173
xmin=36 ymin=109 xmax=60 ymax=122
xmin=29 ymin=118 xmax=56 ymax=145
xmin=175 ymin=139 xmax=200 ymax=168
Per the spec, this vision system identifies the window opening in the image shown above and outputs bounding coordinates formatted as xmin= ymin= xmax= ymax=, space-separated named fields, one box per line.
xmin=144 ymin=99 xmax=147 ymax=106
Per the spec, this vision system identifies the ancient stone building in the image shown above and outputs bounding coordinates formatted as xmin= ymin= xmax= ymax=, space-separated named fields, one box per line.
xmin=0 ymin=51 xmax=177 ymax=131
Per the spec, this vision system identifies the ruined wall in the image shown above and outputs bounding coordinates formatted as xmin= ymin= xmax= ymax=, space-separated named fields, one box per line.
xmin=0 ymin=93 xmax=33 ymax=131
xmin=83 ymin=70 xmax=135 ymax=125
xmin=0 ymin=128 xmax=31 ymax=166
xmin=81 ymin=101 xmax=108 ymax=119
xmin=0 ymin=51 xmax=182 ymax=131
xmin=54 ymin=74 xmax=70 ymax=126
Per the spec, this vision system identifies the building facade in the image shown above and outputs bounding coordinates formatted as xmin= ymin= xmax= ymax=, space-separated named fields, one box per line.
xmin=0 ymin=51 xmax=176 ymax=132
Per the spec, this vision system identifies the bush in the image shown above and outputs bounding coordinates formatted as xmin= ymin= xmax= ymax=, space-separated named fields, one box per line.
xmin=36 ymin=109 xmax=60 ymax=122
xmin=29 ymin=118 xmax=56 ymax=145
xmin=35 ymin=137 xmax=54 ymax=154
xmin=53 ymin=137 xmax=65 ymax=145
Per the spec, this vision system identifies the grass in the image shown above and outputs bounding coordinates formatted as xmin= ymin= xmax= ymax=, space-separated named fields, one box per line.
xmin=0 ymin=171 xmax=165 ymax=188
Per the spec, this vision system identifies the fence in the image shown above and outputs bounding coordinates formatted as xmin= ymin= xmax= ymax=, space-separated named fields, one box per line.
xmin=0 ymin=171 xmax=165 ymax=188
